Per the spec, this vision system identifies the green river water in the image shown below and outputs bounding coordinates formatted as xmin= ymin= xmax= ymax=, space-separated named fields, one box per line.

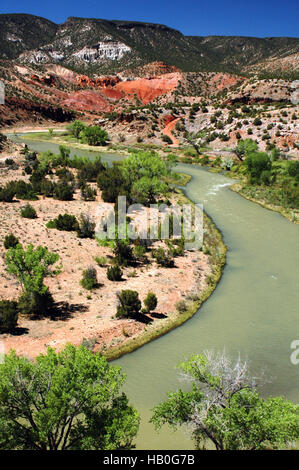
xmin=7 ymin=136 xmax=299 ymax=449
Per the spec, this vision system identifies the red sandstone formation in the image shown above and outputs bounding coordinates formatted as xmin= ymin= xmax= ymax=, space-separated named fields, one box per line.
xmin=61 ymin=90 xmax=112 ymax=112
xmin=30 ymin=73 xmax=56 ymax=86
xmin=114 ymin=73 xmax=180 ymax=105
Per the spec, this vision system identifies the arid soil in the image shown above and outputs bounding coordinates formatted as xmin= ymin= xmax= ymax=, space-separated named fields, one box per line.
xmin=0 ymin=154 xmax=210 ymax=359
xmin=162 ymin=116 xmax=180 ymax=146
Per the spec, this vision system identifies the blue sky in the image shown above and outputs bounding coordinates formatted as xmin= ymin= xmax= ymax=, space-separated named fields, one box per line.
xmin=0 ymin=0 xmax=298 ymax=37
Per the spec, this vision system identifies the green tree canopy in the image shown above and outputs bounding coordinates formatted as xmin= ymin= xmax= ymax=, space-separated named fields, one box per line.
xmin=234 ymin=138 xmax=258 ymax=161
xmin=244 ymin=151 xmax=272 ymax=184
xmin=121 ymin=151 xmax=169 ymax=204
xmin=80 ymin=125 xmax=109 ymax=146
xmin=151 ymin=351 xmax=299 ymax=450
xmin=0 ymin=344 xmax=139 ymax=450
xmin=5 ymin=244 xmax=60 ymax=296
xmin=67 ymin=120 xmax=86 ymax=139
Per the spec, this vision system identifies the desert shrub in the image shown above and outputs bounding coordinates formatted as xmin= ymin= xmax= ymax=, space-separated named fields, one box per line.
xmin=81 ymin=184 xmax=96 ymax=201
xmin=113 ymin=240 xmax=134 ymax=266
xmin=46 ymin=214 xmax=78 ymax=231
xmin=0 ymin=300 xmax=18 ymax=332
xmin=13 ymin=180 xmax=37 ymax=200
xmin=18 ymin=291 xmax=54 ymax=317
xmin=133 ymin=245 xmax=147 ymax=262
xmin=107 ymin=265 xmax=123 ymax=281
xmin=4 ymin=234 xmax=19 ymax=250
xmin=24 ymin=165 xmax=33 ymax=175
xmin=40 ymin=179 xmax=55 ymax=197
xmin=25 ymin=151 xmax=37 ymax=162
xmin=162 ymin=135 xmax=173 ymax=144
xmin=0 ymin=184 xmax=16 ymax=202
xmin=144 ymin=292 xmax=158 ymax=313
xmin=53 ymin=182 xmax=74 ymax=201
xmin=21 ymin=204 xmax=37 ymax=219
xmin=30 ymin=168 xmax=49 ymax=192
xmin=56 ymin=168 xmax=74 ymax=183
xmin=76 ymin=213 xmax=95 ymax=239
xmin=152 ymin=247 xmax=174 ymax=267
xmin=116 ymin=290 xmax=141 ymax=319
xmin=94 ymin=256 xmax=107 ymax=267
xmin=80 ymin=266 xmax=98 ymax=290
xmin=175 ymin=299 xmax=188 ymax=313
xmin=253 ymin=118 xmax=262 ymax=126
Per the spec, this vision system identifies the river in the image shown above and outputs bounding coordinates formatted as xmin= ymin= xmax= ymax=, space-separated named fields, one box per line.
xmin=7 ymin=135 xmax=299 ymax=449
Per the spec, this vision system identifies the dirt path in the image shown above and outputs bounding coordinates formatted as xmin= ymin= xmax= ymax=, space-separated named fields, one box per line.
xmin=162 ymin=118 xmax=180 ymax=146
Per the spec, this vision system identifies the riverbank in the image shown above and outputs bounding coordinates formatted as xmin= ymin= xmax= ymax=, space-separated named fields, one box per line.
xmin=229 ymin=181 xmax=299 ymax=225
xmin=105 ymin=187 xmax=227 ymax=361
xmin=0 ymin=147 xmax=226 ymax=360
xmin=16 ymin=131 xmax=130 ymax=156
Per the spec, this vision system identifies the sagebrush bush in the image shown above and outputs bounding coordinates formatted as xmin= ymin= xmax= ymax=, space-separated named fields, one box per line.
xmin=80 ymin=266 xmax=98 ymax=290
xmin=94 ymin=256 xmax=107 ymax=267
xmin=47 ymin=214 xmax=78 ymax=231
xmin=152 ymin=247 xmax=174 ymax=267
xmin=81 ymin=184 xmax=96 ymax=201
xmin=144 ymin=292 xmax=158 ymax=313
xmin=21 ymin=204 xmax=37 ymax=219
xmin=0 ymin=183 xmax=16 ymax=202
xmin=76 ymin=213 xmax=95 ymax=239
xmin=107 ymin=265 xmax=123 ymax=281
xmin=175 ymin=299 xmax=188 ymax=313
xmin=4 ymin=234 xmax=19 ymax=250
xmin=53 ymin=182 xmax=74 ymax=201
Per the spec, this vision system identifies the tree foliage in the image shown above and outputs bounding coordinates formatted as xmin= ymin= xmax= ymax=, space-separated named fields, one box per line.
xmin=116 ymin=290 xmax=141 ymax=319
xmin=0 ymin=344 xmax=139 ymax=449
xmin=151 ymin=350 xmax=299 ymax=450
xmin=80 ymin=126 xmax=109 ymax=146
xmin=5 ymin=244 xmax=59 ymax=297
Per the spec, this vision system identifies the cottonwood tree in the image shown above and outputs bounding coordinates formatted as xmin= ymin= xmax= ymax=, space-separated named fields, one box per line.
xmin=5 ymin=244 xmax=60 ymax=315
xmin=0 ymin=344 xmax=139 ymax=450
xmin=233 ymin=138 xmax=258 ymax=161
xmin=151 ymin=350 xmax=299 ymax=450
xmin=185 ymin=131 xmax=208 ymax=155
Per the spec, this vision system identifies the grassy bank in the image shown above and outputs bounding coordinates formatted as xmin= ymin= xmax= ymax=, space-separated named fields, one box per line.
xmin=104 ymin=186 xmax=227 ymax=362
xmin=230 ymin=183 xmax=299 ymax=224
xmin=21 ymin=131 xmax=129 ymax=155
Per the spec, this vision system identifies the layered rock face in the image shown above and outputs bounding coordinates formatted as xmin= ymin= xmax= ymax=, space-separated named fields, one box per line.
xmin=72 ymin=42 xmax=131 ymax=62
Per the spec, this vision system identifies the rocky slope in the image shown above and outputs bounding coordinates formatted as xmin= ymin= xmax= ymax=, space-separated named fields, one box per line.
xmin=0 ymin=14 xmax=298 ymax=76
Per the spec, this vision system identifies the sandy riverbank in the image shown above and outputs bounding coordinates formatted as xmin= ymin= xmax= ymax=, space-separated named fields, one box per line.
xmin=0 ymin=151 xmax=226 ymax=360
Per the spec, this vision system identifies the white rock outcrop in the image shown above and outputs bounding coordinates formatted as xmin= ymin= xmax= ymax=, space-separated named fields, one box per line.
xmin=72 ymin=41 xmax=131 ymax=62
